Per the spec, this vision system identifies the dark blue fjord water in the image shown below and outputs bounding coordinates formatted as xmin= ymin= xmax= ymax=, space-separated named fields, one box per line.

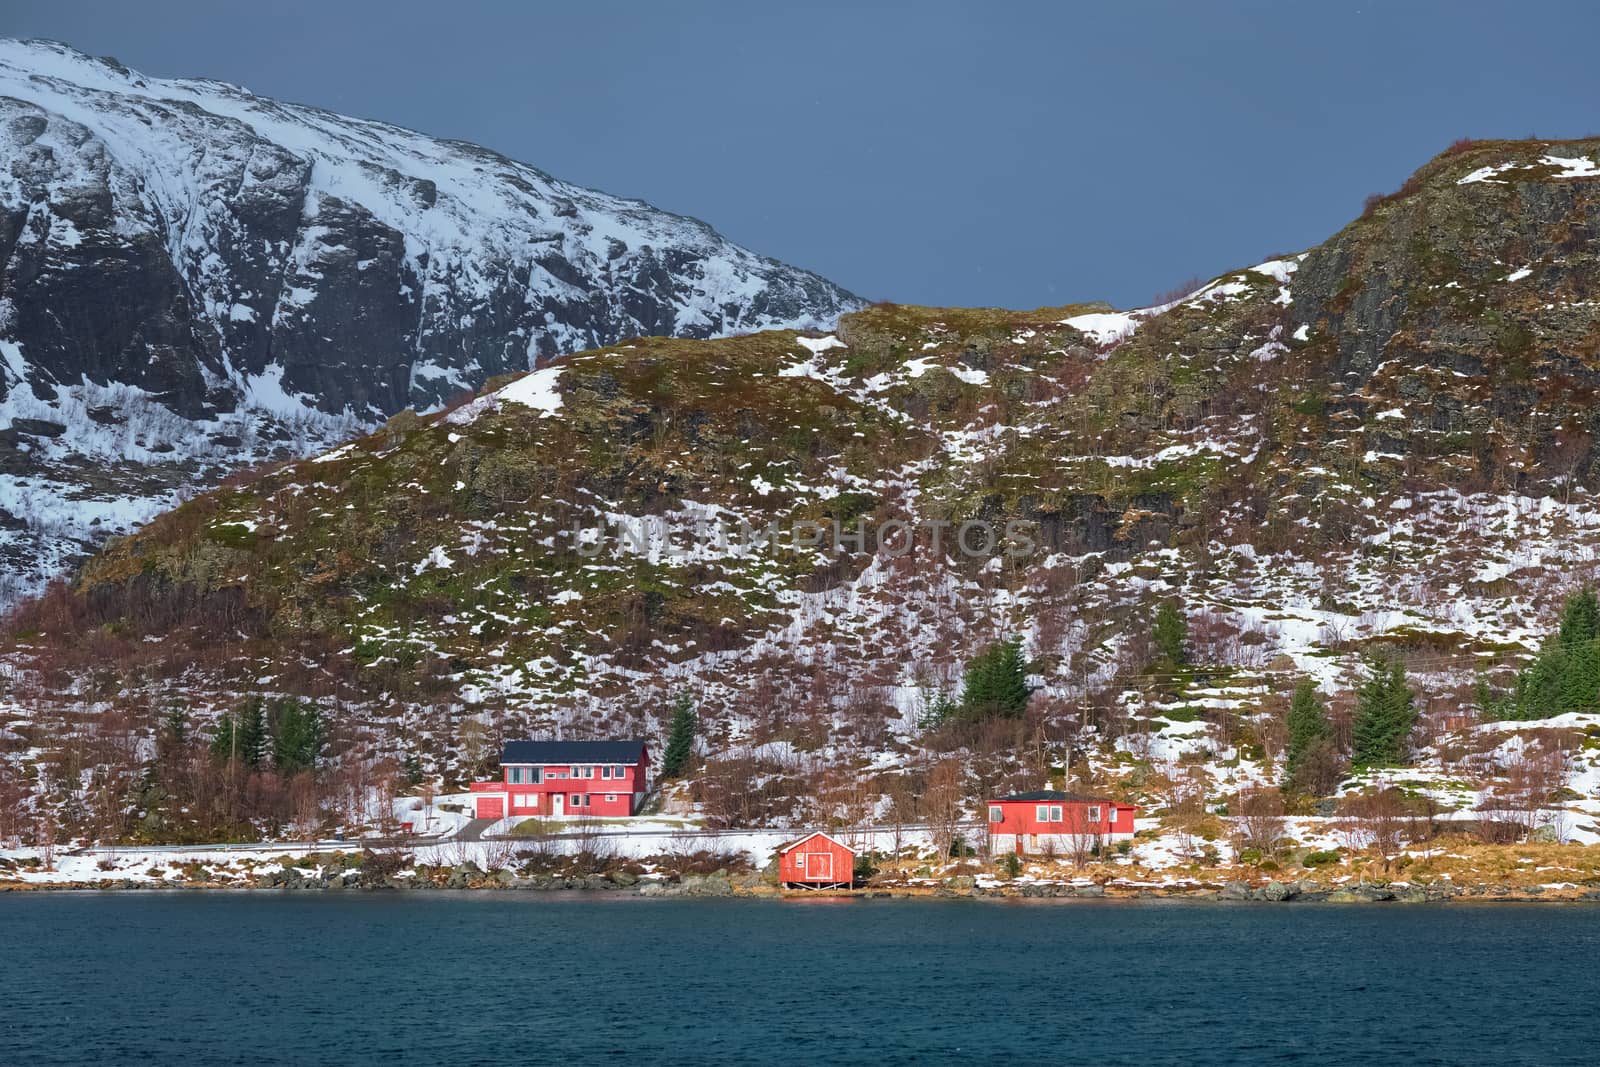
xmin=1 ymin=895 xmax=1597 ymax=1066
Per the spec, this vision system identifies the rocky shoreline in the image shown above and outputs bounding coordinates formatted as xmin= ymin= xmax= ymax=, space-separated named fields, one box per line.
xmin=6 ymin=863 xmax=1600 ymax=903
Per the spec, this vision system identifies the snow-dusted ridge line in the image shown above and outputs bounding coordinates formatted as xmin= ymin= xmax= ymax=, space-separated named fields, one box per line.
xmin=0 ymin=39 xmax=840 ymax=302
xmin=1060 ymin=256 xmax=1303 ymax=349
xmin=1459 ymin=153 xmax=1600 ymax=185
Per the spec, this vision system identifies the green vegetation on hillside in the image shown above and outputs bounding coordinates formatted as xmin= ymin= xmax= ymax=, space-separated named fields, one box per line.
xmin=1481 ymin=588 xmax=1600 ymax=720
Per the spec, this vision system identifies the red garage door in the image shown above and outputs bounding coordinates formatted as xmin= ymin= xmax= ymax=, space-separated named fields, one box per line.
xmin=476 ymin=796 xmax=504 ymax=819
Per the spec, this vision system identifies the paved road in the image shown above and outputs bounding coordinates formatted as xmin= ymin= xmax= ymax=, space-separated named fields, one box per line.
xmin=69 ymin=819 xmax=985 ymax=857
xmin=71 ymin=830 xmax=453 ymax=857
xmin=452 ymin=818 xmax=500 ymax=842
xmin=479 ymin=820 xmax=985 ymax=843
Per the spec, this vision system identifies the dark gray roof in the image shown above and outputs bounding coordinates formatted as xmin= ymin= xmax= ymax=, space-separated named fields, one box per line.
xmin=996 ymin=790 xmax=1116 ymax=803
xmin=501 ymin=739 xmax=648 ymax=765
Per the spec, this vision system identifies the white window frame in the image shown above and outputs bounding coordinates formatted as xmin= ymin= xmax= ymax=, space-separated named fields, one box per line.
xmin=988 ymin=806 xmax=1003 ymax=823
xmin=1035 ymin=804 xmax=1051 ymax=822
xmin=605 ymin=794 xmax=617 ymax=803
xmin=1085 ymin=805 xmax=1101 ymax=823
xmin=1050 ymin=805 xmax=1063 ymax=822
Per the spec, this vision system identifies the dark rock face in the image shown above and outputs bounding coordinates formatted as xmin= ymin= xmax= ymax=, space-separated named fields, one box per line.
xmin=1290 ymin=140 xmax=1600 ymax=487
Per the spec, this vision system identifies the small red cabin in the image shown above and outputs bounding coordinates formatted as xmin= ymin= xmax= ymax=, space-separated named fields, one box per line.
xmin=777 ymin=831 xmax=856 ymax=890
xmin=987 ymin=791 xmax=1137 ymax=857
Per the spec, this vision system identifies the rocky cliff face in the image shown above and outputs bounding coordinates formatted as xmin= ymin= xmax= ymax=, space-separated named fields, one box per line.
xmin=0 ymin=39 xmax=861 ymax=600
xmin=1290 ymin=144 xmax=1600 ymax=489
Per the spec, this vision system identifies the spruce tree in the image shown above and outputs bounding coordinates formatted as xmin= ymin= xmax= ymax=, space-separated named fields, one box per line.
xmin=1487 ymin=588 xmax=1600 ymax=720
xmin=270 ymin=698 xmax=324 ymax=775
xmin=1153 ymin=601 xmax=1188 ymax=666
xmin=239 ymin=698 xmax=267 ymax=769
xmin=210 ymin=714 xmax=234 ymax=764
xmin=918 ymin=689 xmax=958 ymax=730
xmin=661 ymin=692 xmax=696 ymax=778
xmin=1283 ymin=679 xmax=1333 ymax=792
xmin=211 ymin=697 xmax=267 ymax=770
xmin=1351 ymin=656 xmax=1416 ymax=768
xmin=161 ymin=706 xmax=188 ymax=747
xmin=1558 ymin=588 xmax=1599 ymax=647
xmin=1555 ymin=588 xmax=1600 ymax=713
xmin=958 ymin=638 xmax=1032 ymax=721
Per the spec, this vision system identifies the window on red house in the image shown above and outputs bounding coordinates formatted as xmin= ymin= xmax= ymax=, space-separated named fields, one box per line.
xmin=1086 ymin=805 xmax=1101 ymax=823
xmin=988 ymin=806 xmax=1003 ymax=823
xmin=605 ymin=794 xmax=617 ymax=803
xmin=1050 ymin=805 xmax=1063 ymax=822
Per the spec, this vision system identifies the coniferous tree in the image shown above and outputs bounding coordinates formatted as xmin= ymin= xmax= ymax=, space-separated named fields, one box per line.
xmin=1558 ymin=588 xmax=1599 ymax=647
xmin=402 ymin=753 xmax=424 ymax=787
xmin=211 ymin=697 xmax=268 ymax=770
xmin=958 ymin=638 xmax=1032 ymax=721
xmin=1283 ymin=679 xmax=1333 ymax=792
xmin=156 ymin=706 xmax=188 ymax=770
xmin=917 ymin=689 xmax=958 ymax=730
xmin=1484 ymin=588 xmax=1600 ymax=720
xmin=661 ymin=692 xmax=696 ymax=778
xmin=1351 ymin=656 xmax=1416 ymax=768
xmin=161 ymin=706 xmax=188 ymax=747
xmin=1153 ymin=601 xmax=1188 ymax=666
xmin=270 ymin=698 xmax=324 ymax=775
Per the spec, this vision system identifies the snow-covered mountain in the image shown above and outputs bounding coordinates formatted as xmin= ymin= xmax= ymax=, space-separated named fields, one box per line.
xmin=0 ymin=38 xmax=861 ymax=601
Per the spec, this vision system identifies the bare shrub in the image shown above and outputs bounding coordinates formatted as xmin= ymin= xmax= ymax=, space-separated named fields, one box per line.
xmin=1162 ymin=767 xmax=1210 ymax=861
xmin=1234 ymin=789 xmax=1286 ymax=855
xmin=1150 ymin=276 xmax=1206 ymax=307
xmin=1337 ymin=785 xmax=1410 ymax=865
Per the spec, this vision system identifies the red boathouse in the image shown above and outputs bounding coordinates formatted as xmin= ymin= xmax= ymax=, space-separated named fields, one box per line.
xmin=470 ymin=739 xmax=650 ymax=820
xmin=777 ymin=831 xmax=856 ymax=890
xmin=987 ymin=791 xmax=1136 ymax=856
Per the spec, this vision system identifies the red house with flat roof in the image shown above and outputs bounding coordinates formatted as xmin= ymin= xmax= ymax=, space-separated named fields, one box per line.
xmin=987 ymin=791 xmax=1136 ymax=856
xmin=470 ymin=739 xmax=650 ymax=820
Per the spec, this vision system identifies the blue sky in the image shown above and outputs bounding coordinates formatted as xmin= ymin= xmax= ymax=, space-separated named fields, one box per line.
xmin=7 ymin=0 xmax=1598 ymax=309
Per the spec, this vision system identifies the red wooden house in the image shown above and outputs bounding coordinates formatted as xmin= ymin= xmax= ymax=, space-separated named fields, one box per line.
xmin=777 ymin=831 xmax=856 ymax=890
xmin=470 ymin=740 xmax=650 ymax=820
xmin=987 ymin=791 xmax=1136 ymax=857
